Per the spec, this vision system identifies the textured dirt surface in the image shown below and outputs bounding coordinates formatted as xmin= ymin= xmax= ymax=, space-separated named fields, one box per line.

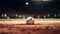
xmin=0 ymin=19 xmax=60 ymax=34
xmin=0 ymin=24 xmax=60 ymax=34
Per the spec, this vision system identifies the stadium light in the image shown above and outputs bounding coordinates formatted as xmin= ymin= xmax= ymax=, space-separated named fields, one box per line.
xmin=32 ymin=0 xmax=42 ymax=1
xmin=16 ymin=14 xmax=18 ymax=17
xmin=26 ymin=2 xmax=29 ymax=5
xmin=54 ymin=14 xmax=56 ymax=17
xmin=32 ymin=0 xmax=52 ymax=1
xmin=47 ymin=14 xmax=50 ymax=17
xmin=42 ymin=0 xmax=52 ymax=1
xmin=37 ymin=15 xmax=40 ymax=18
xmin=19 ymin=15 xmax=22 ymax=18
xmin=44 ymin=15 xmax=46 ymax=18
xmin=4 ymin=14 xmax=7 ymax=17
xmin=7 ymin=16 xmax=9 ymax=19
xmin=1 ymin=14 xmax=4 ymax=17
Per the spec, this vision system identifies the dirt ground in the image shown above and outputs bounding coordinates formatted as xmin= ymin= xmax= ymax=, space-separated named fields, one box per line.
xmin=0 ymin=24 xmax=60 ymax=34
xmin=0 ymin=19 xmax=60 ymax=34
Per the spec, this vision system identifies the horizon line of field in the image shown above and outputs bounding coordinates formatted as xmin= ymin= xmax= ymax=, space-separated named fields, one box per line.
xmin=0 ymin=19 xmax=60 ymax=24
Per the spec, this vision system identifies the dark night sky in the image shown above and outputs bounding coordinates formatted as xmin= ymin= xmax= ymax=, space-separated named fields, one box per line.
xmin=0 ymin=0 xmax=60 ymax=14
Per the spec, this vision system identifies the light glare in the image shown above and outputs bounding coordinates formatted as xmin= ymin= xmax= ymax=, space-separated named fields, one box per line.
xmin=43 ymin=0 xmax=52 ymax=1
xmin=26 ymin=2 xmax=29 ymax=5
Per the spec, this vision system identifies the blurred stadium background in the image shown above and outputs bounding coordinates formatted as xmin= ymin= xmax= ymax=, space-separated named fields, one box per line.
xmin=0 ymin=0 xmax=60 ymax=24
xmin=0 ymin=0 xmax=60 ymax=19
xmin=0 ymin=0 xmax=60 ymax=34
